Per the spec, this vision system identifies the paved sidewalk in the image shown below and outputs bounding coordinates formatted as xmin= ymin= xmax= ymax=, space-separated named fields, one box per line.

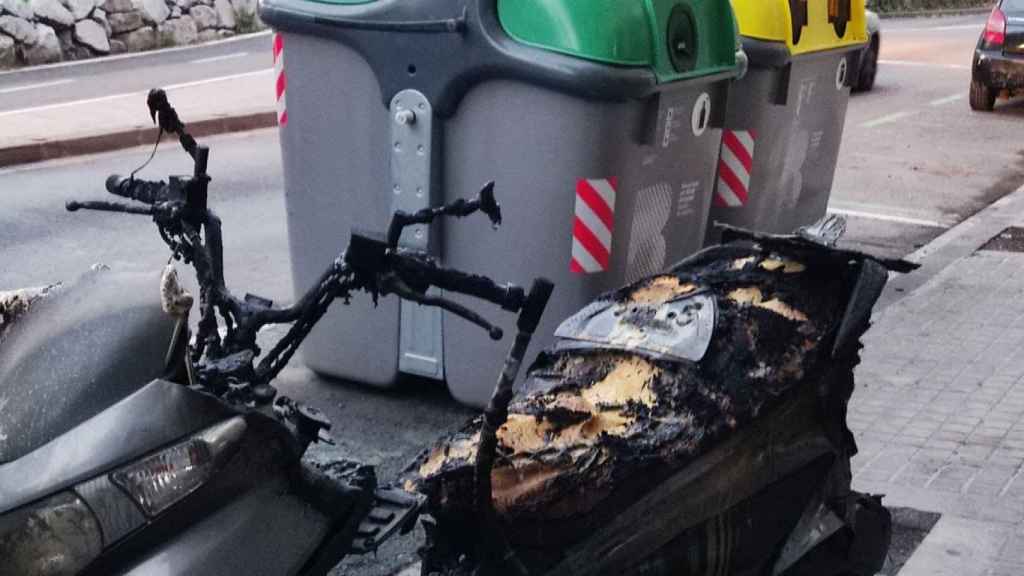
xmin=849 ymin=197 xmax=1024 ymax=574
xmin=0 ymin=69 xmax=276 ymax=166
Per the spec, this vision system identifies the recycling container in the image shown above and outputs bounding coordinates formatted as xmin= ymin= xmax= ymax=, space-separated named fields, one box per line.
xmin=705 ymin=0 xmax=867 ymax=242
xmin=260 ymin=0 xmax=740 ymax=407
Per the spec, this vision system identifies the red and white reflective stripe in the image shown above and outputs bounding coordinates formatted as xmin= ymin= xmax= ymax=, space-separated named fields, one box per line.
xmin=714 ymin=129 xmax=756 ymax=208
xmin=571 ymin=178 xmax=617 ymax=274
xmin=272 ymin=33 xmax=288 ymax=126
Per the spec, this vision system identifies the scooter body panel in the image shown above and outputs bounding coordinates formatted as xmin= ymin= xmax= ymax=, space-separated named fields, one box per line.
xmin=0 ymin=379 xmax=232 ymax=515
xmin=0 ymin=268 xmax=178 ymax=464
xmin=115 ymin=480 xmax=333 ymax=576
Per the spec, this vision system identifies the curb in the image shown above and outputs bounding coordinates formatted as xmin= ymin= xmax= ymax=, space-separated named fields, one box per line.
xmin=876 ymin=181 xmax=1024 ymax=310
xmin=0 ymin=111 xmax=278 ymax=168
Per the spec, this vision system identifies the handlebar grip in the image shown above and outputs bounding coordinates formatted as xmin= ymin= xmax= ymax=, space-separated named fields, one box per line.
xmin=435 ymin=268 xmax=525 ymax=312
xmin=105 ymin=174 xmax=171 ymax=205
xmin=388 ymin=248 xmax=527 ymax=312
xmin=105 ymin=174 xmax=126 ymax=195
xmin=517 ymin=278 xmax=554 ymax=334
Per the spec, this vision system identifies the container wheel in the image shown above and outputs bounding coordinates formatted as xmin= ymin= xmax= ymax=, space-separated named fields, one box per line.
xmin=970 ymin=79 xmax=996 ymax=111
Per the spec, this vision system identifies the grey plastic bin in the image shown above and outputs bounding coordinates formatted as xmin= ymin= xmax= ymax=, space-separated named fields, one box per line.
xmin=261 ymin=0 xmax=739 ymax=407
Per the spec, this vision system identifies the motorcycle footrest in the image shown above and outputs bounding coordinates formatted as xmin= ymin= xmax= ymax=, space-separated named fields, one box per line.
xmin=349 ymin=487 xmax=425 ymax=553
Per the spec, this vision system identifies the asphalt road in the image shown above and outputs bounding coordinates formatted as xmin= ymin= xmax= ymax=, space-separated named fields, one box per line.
xmin=834 ymin=13 xmax=1024 ymax=259
xmin=0 ymin=32 xmax=272 ymax=113
xmin=0 ymin=13 xmax=1019 ymax=575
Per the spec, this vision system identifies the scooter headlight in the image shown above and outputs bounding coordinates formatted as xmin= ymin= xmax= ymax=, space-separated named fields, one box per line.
xmin=0 ymin=491 xmax=103 ymax=576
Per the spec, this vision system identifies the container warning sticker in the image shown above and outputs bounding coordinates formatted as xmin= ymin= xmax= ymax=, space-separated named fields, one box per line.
xmin=273 ymin=33 xmax=288 ymax=126
xmin=714 ymin=130 xmax=756 ymax=208
xmin=571 ymin=178 xmax=618 ymax=274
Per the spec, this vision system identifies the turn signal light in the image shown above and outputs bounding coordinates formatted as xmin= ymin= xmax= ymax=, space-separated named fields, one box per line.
xmin=109 ymin=417 xmax=246 ymax=517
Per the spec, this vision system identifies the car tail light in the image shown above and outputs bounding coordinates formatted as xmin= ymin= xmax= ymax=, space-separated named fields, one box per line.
xmin=110 ymin=417 xmax=246 ymax=517
xmin=984 ymin=8 xmax=1007 ymax=47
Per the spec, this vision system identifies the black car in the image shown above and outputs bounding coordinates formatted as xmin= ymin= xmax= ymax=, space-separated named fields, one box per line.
xmin=971 ymin=0 xmax=1024 ymax=111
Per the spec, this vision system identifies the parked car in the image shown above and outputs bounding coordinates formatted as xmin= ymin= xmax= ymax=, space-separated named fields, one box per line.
xmin=854 ymin=9 xmax=881 ymax=92
xmin=971 ymin=0 xmax=1024 ymax=111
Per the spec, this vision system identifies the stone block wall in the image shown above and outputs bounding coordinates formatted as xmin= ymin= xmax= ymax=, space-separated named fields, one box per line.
xmin=0 ymin=0 xmax=264 ymax=68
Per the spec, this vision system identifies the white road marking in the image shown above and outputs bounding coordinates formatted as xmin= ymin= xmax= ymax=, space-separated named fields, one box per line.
xmin=191 ymin=52 xmax=249 ymax=64
xmin=879 ymin=59 xmax=970 ymax=70
xmin=0 ymin=69 xmax=272 ymax=119
xmin=0 ymin=78 xmax=74 ymax=94
xmin=860 ymin=110 xmax=918 ymax=128
xmin=828 ymin=208 xmax=948 ymax=229
xmin=930 ymin=94 xmax=965 ymax=106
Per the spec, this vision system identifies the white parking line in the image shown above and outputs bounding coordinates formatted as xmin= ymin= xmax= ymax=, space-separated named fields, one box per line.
xmin=191 ymin=52 xmax=249 ymax=64
xmin=828 ymin=208 xmax=948 ymax=229
xmin=860 ymin=110 xmax=918 ymax=128
xmin=892 ymin=24 xmax=983 ymax=32
xmin=0 ymin=78 xmax=75 ymax=94
xmin=0 ymin=69 xmax=272 ymax=119
xmin=930 ymin=94 xmax=965 ymax=106
xmin=879 ymin=59 xmax=970 ymax=70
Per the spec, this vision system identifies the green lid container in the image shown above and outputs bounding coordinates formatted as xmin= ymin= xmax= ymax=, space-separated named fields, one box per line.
xmin=497 ymin=0 xmax=738 ymax=82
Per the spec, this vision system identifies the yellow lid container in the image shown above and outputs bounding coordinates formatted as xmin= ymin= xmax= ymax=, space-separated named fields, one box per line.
xmin=731 ymin=0 xmax=867 ymax=55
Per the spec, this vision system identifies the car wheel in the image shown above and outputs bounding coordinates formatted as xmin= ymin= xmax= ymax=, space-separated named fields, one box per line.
xmin=854 ymin=35 xmax=878 ymax=92
xmin=969 ymin=79 xmax=996 ymax=111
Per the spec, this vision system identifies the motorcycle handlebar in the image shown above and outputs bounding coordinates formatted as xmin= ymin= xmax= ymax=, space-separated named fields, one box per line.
xmin=345 ymin=230 xmax=535 ymax=339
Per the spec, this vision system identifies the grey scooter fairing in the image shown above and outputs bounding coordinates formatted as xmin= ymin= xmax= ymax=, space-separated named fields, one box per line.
xmin=0 ymin=266 xmax=380 ymax=575
xmin=0 ymin=377 xmax=365 ymax=576
xmin=0 ymin=266 xmax=179 ymax=464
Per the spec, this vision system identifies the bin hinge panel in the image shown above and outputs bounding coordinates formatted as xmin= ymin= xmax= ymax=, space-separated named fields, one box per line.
xmin=390 ymin=89 xmax=445 ymax=381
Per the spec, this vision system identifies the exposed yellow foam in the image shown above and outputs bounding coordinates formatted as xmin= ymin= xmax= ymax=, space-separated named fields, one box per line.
xmin=760 ymin=259 xmax=806 ymax=274
xmin=629 ymin=276 xmax=697 ymax=304
xmin=418 ymin=432 xmax=480 ymax=478
xmin=727 ymin=287 xmax=808 ymax=322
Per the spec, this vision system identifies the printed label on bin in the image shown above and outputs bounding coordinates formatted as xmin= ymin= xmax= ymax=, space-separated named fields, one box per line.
xmin=714 ymin=130 xmax=756 ymax=208
xmin=273 ymin=33 xmax=288 ymax=126
xmin=571 ymin=178 xmax=618 ymax=274
xmin=691 ymin=93 xmax=711 ymax=137
xmin=835 ymin=58 xmax=848 ymax=90
xmin=626 ymin=182 xmax=672 ymax=283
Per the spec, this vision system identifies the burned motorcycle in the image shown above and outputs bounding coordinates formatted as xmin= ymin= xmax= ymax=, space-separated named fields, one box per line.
xmin=1 ymin=89 xmax=913 ymax=576
xmin=0 ymin=90 xmax=552 ymax=576
xmin=403 ymin=219 xmax=916 ymax=576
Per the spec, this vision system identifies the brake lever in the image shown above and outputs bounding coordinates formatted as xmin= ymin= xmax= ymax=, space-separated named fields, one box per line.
xmin=66 ymin=200 xmax=155 ymax=216
xmin=384 ymin=276 xmax=503 ymax=340
xmin=387 ymin=181 xmax=501 ymax=249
